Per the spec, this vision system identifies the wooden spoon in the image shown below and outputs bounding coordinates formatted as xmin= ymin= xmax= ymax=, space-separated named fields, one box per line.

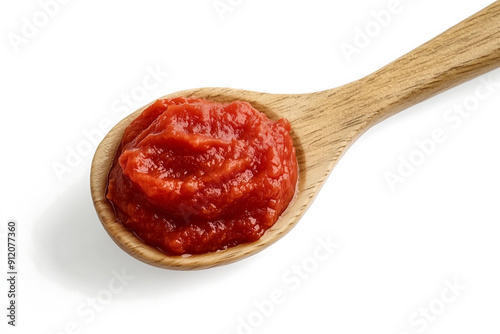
xmin=91 ymin=2 xmax=500 ymax=270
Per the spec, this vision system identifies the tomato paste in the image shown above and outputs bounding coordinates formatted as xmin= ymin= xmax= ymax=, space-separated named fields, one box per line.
xmin=106 ymin=97 xmax=297 ymax=255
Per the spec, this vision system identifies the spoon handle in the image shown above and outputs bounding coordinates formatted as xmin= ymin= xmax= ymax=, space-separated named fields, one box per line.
xmin=358 ymin=1 xmax=500 ymax=125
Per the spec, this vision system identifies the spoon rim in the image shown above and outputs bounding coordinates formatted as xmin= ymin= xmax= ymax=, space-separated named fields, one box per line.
xmin=90 ymin=88 xmax=310 ymax=270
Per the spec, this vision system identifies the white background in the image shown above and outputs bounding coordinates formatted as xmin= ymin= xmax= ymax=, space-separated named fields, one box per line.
xmin=1 ymin=0 xmax=499 ymax=333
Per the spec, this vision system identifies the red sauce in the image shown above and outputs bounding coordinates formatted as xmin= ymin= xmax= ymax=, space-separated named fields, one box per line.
xmin=106 ymin=97 xmax=297 ymax=255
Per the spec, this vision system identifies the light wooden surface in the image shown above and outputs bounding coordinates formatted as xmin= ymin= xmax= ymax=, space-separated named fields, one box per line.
xmin=91 ymin=1 xmax=500 ymax=270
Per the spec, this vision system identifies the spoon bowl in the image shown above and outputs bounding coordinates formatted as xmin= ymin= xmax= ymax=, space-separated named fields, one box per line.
xmin=91 ymin=2 xmax=500 ymax=269
xmin=91 ymin=87 xmax=334 ymax=270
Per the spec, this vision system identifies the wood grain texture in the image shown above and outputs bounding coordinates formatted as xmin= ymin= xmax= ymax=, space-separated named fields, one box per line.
xmin=91 ymin=2 xmax=500 ymax=270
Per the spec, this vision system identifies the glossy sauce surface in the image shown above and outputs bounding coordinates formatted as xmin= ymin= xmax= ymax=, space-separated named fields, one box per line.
xmin=107 ymin=97 xmax=297 ymax=255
